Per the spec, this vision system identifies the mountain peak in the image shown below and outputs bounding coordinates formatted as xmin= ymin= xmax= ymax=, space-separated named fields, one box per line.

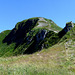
xmin=2 ymin=17 xmax=74 ymax=56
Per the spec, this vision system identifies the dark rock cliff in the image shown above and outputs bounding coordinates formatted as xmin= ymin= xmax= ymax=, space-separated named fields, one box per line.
xmin=58 ymin=21 xmax=74 ymax=38
xmin=1 ymin=17 xmax=74 ymax=56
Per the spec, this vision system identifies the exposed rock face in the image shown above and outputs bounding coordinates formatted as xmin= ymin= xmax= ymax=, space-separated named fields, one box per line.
xmin=3 ymin=18 xmax=39 ymax=45
xmin=36 ymin=29 xmax=47 ymax=43
xmin=37 ymin=17 xmax=51 ymax=27
xmin=58 ymin=21 xmax=74 ymax=38
xmin=64 ymin=21 xmax=74 ymax=33
xmin=2 ymin=17 xmax=62 ymax=55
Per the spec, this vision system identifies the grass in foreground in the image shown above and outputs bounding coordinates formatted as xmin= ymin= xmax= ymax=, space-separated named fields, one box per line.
xmin=0 ymin=43 xmax=75 ymax=75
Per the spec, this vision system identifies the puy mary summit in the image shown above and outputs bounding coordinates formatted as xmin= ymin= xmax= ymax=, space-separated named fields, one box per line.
xmin=0 ymin=17 xmax=75 ymax=56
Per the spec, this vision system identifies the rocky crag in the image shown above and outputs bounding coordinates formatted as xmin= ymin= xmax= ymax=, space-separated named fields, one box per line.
xmin=58 ymin=21 xmax=74 ymax=38
xmin=0 ymin=17 xmax=74 ymax=56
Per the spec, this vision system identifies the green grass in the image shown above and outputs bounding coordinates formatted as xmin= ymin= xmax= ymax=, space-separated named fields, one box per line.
xmin=0 ymin=30 xmax=11 ymax=42
xmin=0 ymin=18 xmax=75 ymax=74
xmin=0 ymin=30 xmax=16 ymax=57
xmin=51 ymin=23 xmax=62 ymax=31
xmin=44 ymin=18 xmax=62 ymax=31
xmin=0 ymin=43 xmax=75 ymax=75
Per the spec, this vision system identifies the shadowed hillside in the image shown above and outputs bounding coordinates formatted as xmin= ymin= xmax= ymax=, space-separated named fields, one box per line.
xmin=0 ymin=17 xmax=74 ymax=57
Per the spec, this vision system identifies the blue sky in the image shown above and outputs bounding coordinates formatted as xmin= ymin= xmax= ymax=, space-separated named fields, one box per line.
xmin=0 ymin=0 xmax=75 ymax=32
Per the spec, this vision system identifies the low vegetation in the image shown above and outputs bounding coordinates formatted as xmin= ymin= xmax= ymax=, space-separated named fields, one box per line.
xmin=0 ymin=17 xmax=75 ymax=75
xmin=0 ymin=42 xmax=75 ymax=75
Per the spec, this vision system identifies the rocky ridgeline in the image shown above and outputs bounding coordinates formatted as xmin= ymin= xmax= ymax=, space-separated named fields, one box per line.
xmin=2 ymin=17 xmax=75 ymax=55
xmin=37 ymin=17 xmax=51 ymax=27
xmin=58 ymin=21 xmax=74 ymax=38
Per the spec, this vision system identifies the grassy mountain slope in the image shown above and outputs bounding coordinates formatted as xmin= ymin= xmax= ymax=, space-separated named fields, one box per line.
xmin=0 ymin=42 xmax=75 ymax=75
xmin=59 ymin=23 xmax=75 ymax=61
xmin=0 ymin=17 xmax=62 ymax=57
xmin=0 ymin=18 xmax=75 ymax=75
xmin=0 ymin=30 xmax=13 ymax=56
xmin=1 ymin=26 xmax=75 ymax=74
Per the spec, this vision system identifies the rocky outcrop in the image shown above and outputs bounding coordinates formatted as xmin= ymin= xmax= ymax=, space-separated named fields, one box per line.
xmin=58 ymin=21 xmax=74 ymax=38
xmin=64 ymin=21 xmax=74 ymax=33
xmin=36 ymin=29 xmax=47 ymax=43
xmin=37 ymin=17 xmax=51 ymax=27
xmin=2 ymin=17 xmax=62 ymax=55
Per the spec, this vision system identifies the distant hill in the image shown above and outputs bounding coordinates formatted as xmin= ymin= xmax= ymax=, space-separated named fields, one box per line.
xmin=0 ymin=17 xmax=74 ymax=57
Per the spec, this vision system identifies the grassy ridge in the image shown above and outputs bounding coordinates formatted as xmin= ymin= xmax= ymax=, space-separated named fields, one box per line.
xmin=44 ymin=18 xmax=62 ymax=31
xmin=0 ymin=30 xmax=11 ymax=42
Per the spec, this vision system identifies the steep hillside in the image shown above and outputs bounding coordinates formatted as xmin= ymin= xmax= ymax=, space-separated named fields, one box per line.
xmin=1 ymin=18 xmax=75 ymax=57
xmin=0 ymin=18 xmax=75 ymax=74
xmin=0 ymin=41 xmax=75 ymax=75
xmin=60 ymin=23 xmax=75 ymax=42
xmin=57 ymin=23 xmax=75 ymax=63
xmin=0 ymin=17 xmax=62 ymax=57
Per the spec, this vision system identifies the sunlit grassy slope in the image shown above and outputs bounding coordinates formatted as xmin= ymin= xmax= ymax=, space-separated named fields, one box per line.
xmin=0 ymin=42 xmax=75 ymax=75
xmin=0 ymin=30 xmax=16 ymax=57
